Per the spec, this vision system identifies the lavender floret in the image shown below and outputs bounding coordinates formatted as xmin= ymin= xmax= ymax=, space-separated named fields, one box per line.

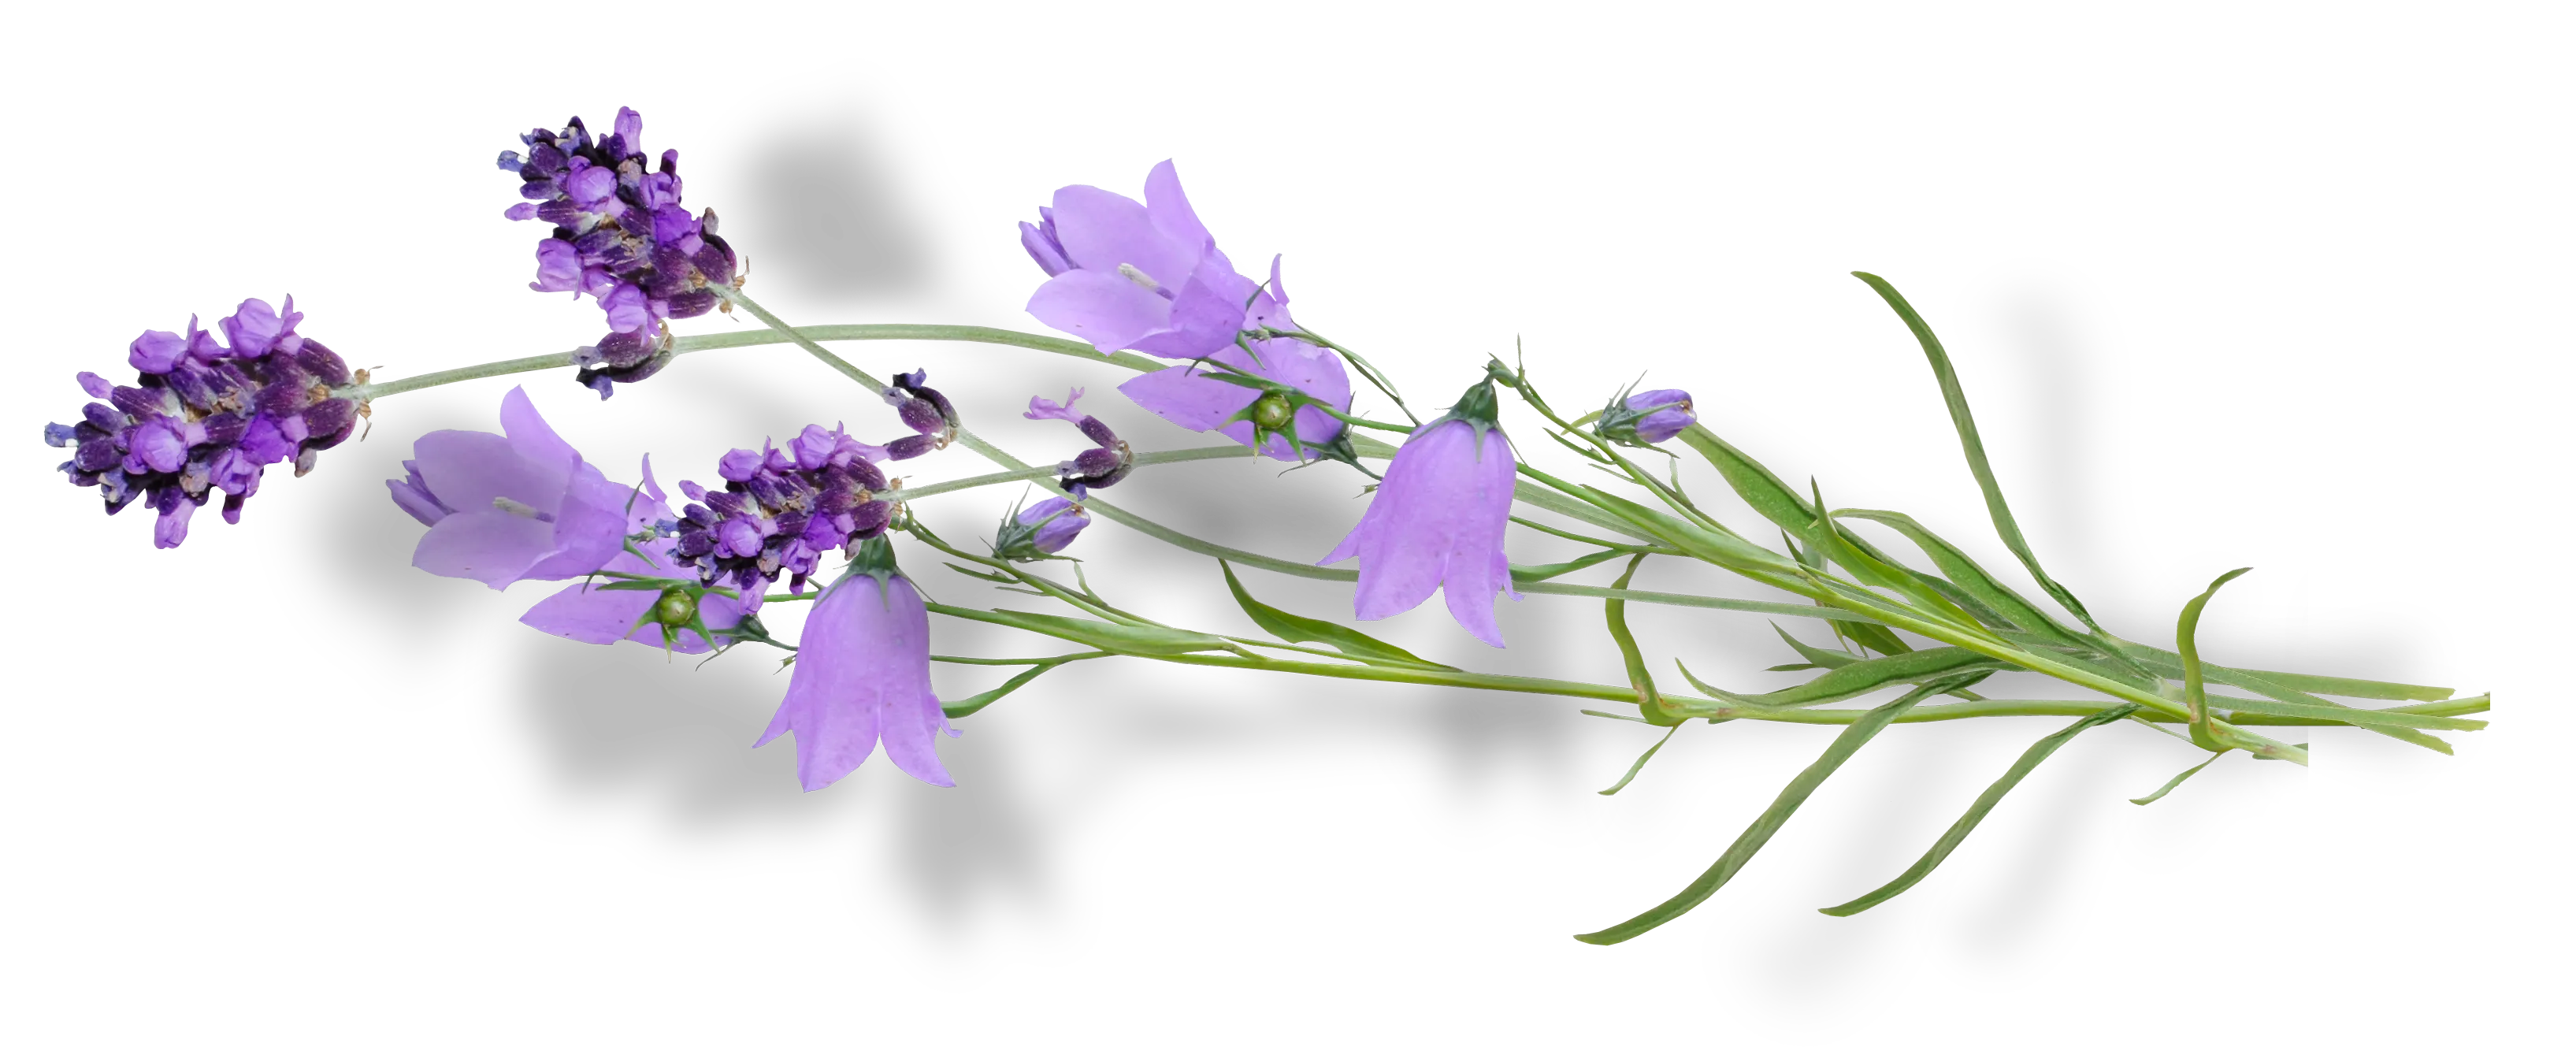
xmin=1023 ymin=388 xmax=1132 ymax=497
xmin=671 ymin=424 xmax=899 ymax=615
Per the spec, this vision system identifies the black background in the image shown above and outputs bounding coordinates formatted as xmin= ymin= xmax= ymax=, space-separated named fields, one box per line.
xmin=30 ymin=94 xmax=2504 ymax=969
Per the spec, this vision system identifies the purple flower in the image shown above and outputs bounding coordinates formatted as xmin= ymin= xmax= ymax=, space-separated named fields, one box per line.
xmin=389 ymin=386 xmax=655 ymax=590
xmin=48 ymin=297 xmax=358 ymax=547
xmin=882 ymin=369 xmax=959 ymax=460
xmin=1118 ymin=255 xmax=1349 ymax=459
xmin=672 ymin=424 xmax=896 ymax=617
xmin=995 ymin=495 xmax=1089 ymax=560
xmin=1596 ymin=388 xmax=1695 ymax=446
xmin=518 ymin=451 xmax=747 ymax=649
xmin=1020 ymin=161 xmax=1259 ymax=360
xmin=755 ymin=546 xmax=955 ymax=790
xmin=1023 ymin=388 xmax=1119 ymax=450
xmin=499 ymin=107 xmax=737 ymax=399
xmin=1318 ymin=381 xmax=1521 ymax=647
xmin=530 ymin=239 xmax=581 ymax=292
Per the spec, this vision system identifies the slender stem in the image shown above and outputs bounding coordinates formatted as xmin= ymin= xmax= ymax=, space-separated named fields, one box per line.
xmin=671 ymin=324 xmax=1170 ymax=375
xmin=885 ymin=445 xmax=1258 ymax=503
xmin=343 ymin=350 xmax=584 ymax=400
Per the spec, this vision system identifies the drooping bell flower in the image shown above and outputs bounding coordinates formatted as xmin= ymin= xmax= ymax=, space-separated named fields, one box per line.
xmin=755 ymin=536 xmax=955 ymax=790
xmin=388 ymin=386 xmax=654 ymax=589
xmin=47 ymin=296 xmax=359 ymax=548
xmin=1019 ymin=160 xmax=1261 ymax=361
xmin=1319 ymin=377 xmax=1521 ymax=647
xmin=1023 ymin=388 xmax=1132 ymax=497
xmin=1117 ymin=256 xmax=1353 ymax=462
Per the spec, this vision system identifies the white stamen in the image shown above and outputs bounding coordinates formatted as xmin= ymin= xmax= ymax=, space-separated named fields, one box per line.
xmin=1117 ymin=263 xmax=1164 ymax=294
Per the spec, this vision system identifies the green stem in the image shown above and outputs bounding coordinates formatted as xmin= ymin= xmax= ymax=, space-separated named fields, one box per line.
xmin=885 ymin=445 xmax=1258 ymax=503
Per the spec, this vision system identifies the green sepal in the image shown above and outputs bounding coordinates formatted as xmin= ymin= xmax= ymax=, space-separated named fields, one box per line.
xmin=1219 ymin=561 xmax=1457 ymax=671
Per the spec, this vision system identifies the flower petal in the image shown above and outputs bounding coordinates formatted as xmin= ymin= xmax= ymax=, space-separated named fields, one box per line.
xmin=1027 ymin=269 xmax=1171 ymax=352
xmin=411 ymin=511 xmax=559 ymax=590
xmin=1049 ymin=183 xmax=1199 ymax=288
xmin=496 ymin=385 xmax=582 ymax=473
xmin=410 ymin=429 xmax=569 ymax=518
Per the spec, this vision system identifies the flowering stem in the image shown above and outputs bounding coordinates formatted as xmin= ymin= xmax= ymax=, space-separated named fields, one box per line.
xmin=340 ymin=350 xmax=585 ymax=400
xmin=883 ymin=445 xmax=1264 ymax=503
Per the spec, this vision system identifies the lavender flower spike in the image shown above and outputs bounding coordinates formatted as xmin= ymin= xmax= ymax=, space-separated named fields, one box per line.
xmin=1021 ymin=160 xmax=1262 ymax=360
xmin=756 ymin=538 xmax=955 ymax=790
xmin=1024 ymin=388 xmax=1132 ymax=497
xmin=390 ymin=386 xmax=648 ymax=590
xmin=1319 ymin=379 xmax=1521 ymax=647
xmin=672 ymin=424 xmax=896 ymax=617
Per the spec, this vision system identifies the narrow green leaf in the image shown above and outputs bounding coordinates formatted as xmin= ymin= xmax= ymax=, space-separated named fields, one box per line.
xmin=1580 ymin=709 xmax=1654 ymax=724
xmin=2129 ymin=751 xmax=2228 ymax=805
xmin=1850 ymin=271 xmax=2101 ymax=632
xmin=2178 ymin=568 xmax=2256 ymax=752
xmin=1510 ymin=548 xmax=1630 ymax=583
xmin=1835 ymin=508 xmax=2088 ymax=646
xmin=985 ymin=608 xmax=1242 ymax=658
xmin=1677 ymin=646 xmax=2003 ymax=708
xmin=1818 ymin=704 xmax=2140 ymax=916
xmin=1598 ymin=723 xmax=1684 ymax=796
xmin=1770 ymin=623 xmax=1860 ymax=668
xmin=1574 ymin=687 xmax=1935 ymax=945
xmin=2110 ymin=640 xmax=2452 ymax=755
xmin=1603 ymin=555 xmax=1680 ymax=725
xmin=1219 ymin=561 xmax=1458 ymax=670
xmin=1807 ymin=481 xmax=1988 ymax=633
xmin=941 ymin=657 xmax=1101 ymax=718
xmin=2234 ymin=669 xmax=2454 ymax=704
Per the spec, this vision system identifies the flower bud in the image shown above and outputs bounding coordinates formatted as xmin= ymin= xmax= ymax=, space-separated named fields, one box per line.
xmin=1594 ymin=388 xmax=1694 ymax=447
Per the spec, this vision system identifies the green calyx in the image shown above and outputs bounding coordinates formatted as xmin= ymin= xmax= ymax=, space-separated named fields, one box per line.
xmin=845 ymin=533 xmax=903 ymax=586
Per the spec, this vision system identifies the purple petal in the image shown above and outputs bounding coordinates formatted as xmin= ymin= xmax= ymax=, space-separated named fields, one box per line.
xmin=1141 ymin=159 xmax=1212 ymax=254
xmin=1019 ymin=220 xmax=1071 ymax=277
xmin=1023 ymin=388 xmax=1086 ymax=424
xmin=496 ymin=386 xmax=582 ymax=473
xmin=410 ymin=429 xmax=568 ymax=518
xmin=128 ymin=330 xmax=187 ymax=374
xmin=1048 ymin=183 xmax=1201 ymax=288
xmin=1026 ymin=269 xmax=1170 ymax=353
xmin=153 ymin=498 xmax=197 ymax=548
xmin=410 ymin=511 xmax=558 ymax=589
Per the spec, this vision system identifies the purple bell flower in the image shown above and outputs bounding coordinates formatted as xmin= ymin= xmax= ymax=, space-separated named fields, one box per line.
xmin=1118 ymin=257 xmax=1354 ymax=462
xmin=389 ymin=386 xmax=654 ymax=590
xmin=507 ymin=448 xmax=741 ymax=655
xmin=1023 ymin=388 xmax=1132 ymax=497
xmin=1021 ymin=161 xmax=1260 ymax=360
xmin=1318 ymin=381 xmax=1521 ymax=647
xmin=755 ymin=543 xmax=956 ymax=790
xmin=994 ymin=495 xmax=1089 ymax=561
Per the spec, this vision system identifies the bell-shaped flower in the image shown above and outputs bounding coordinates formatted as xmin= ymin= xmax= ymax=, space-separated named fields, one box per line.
xmin=755 ymin=540 xmax=954 ymax=790
xmin=1117 ymin=257 xmax=1353 ymax=462
xmin=1318 ymin=380 xmax=1521 ymax=647
xmin=388 ymin=386 xmax=653 ymax=589
xmin=1022 ymin=160 xmax=1264 ymax=360
xmin=518 ymin=463 xmax=744 ymax=654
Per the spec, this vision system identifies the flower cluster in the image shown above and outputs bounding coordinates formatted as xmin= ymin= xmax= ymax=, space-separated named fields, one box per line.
xmin=671 ymin=425 xmax=897 ymax=615
xmin=46 ymin=297 xmax=358 ymax=548
xmin=499 ymin=107 xmax=738 ymax=398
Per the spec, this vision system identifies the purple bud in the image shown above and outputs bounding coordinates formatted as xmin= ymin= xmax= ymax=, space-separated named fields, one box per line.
xmin=220 ymin=299 xmax=284 ymax=358
xmin=77 ymin=372 xmax=114 ymax=399
xmin=885 ymin=435 xmax=937 ymax=461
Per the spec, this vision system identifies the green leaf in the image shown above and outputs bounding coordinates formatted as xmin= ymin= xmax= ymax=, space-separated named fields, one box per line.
xmin=1819 ymin=703 xmax=2140 ymax=916
xmin=1604 ymin=555 xmax=1681 ymax=725
xmin=2177 ymin=567 xmax=2255 ymax=752
xmin=1509 ymin=548 xmax=1629 ymax=583
xmin=984 ymin=609 xmax=1242 ymax=658
xmin=1769 ymin=622 xmax=1861 ymax=669
xmin=2110 ymin=640 xmax=2453 ymax=755
xmin=1219 ymin=562 xmax=1458 ymax=670
xmin=943 ymin=658 xmax=1084 ymax=718
xmin=1574 ymin=686 xmax=1936 ymax=945
xmin=2129 ymin=750 xmax=2228 ymax=805
xmin=2234 ymin=669 xmax=2453 ymax=704
xmin=1598 ymin=723 xmax=1684 ymax=796
xmin=1850 ymin=271 xmax=2102 ymax=633
xmin=1835 ymin=508 xmax=2088 ymax=647
xmin=1676 ymin=646 xmax=2003 ymax=708
xmin=1806 ymin=481 xmax=1989 ymax=634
